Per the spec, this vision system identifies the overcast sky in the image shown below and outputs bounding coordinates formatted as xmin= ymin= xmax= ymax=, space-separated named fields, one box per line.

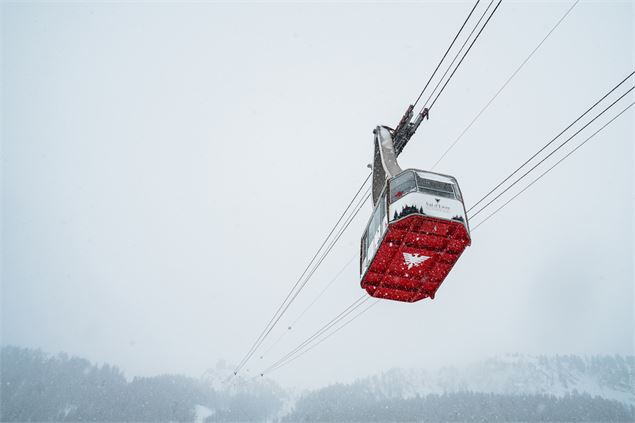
xmin=2 ymin=0 xmax=633 ymax=389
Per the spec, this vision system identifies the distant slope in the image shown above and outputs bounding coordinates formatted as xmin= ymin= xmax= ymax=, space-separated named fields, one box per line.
xmin=0 ymin=346 xmax=282 ymax=422
xmin=284 ymin=389 xmax=634 ymax=422
xmin=356 ymin=354 xmax=634 ymax=406
xmin=1 ymin=346 xmax=633 ymax=422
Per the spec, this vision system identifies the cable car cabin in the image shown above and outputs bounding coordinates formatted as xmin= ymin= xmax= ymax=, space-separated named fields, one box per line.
xmin=360 ymin=169 xmax=471 ymax=303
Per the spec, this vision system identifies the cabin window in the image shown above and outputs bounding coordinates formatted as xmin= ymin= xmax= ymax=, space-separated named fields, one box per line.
xmin=362 ymin=190 xmax=387 ymax=272
xmin=415 ymin=174 xmax=456 ymax=199
xmin=361 ymin=232 xmax=368 ymax=266
xmin=367 ymin=194 xmax=385 ymax=245
xmin=389 ymin=171 xmax=417 ymax=203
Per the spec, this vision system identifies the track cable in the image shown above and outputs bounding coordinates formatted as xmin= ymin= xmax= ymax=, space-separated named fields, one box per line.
xmin=467 ymin=71 xmax=634 ymax=216
xmin=431 ymin=0 xmax=580 ymax=170
xmin=233 ymin=173 xmax=370 ymax=374
xmin=471 ymin=101 xmax=633 ymax=231
xmin=468 ymin=84 xmax=633 ymax=220
xmin=413 ymin=0 xmax=482 ymax=108
xmin=426 ymin=0 xmax=503 ymax=112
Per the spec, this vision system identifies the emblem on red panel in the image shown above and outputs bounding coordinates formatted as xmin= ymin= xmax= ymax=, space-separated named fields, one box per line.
xmin=402 ymin=252 xmax=430 ymax=269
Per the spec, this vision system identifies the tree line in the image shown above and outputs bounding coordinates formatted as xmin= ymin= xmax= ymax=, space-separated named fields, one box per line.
xmin=1 ymin=346 xmax=633 ymax=422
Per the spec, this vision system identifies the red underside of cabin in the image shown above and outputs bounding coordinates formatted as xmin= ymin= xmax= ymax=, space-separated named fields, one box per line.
xmin=361 ymin=215 xmax=471 ymax=303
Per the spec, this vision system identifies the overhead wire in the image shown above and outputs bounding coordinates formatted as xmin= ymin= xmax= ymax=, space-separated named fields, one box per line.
xmin=261 ymin=295 xmax=370 ymax=375
xmin=467 ymin=71 xmax=634 ymax=216
xmin=421 ymin=0 xmax=497 ymax=110
xmin=471 ymin=101 xmax=634 ymax=231
xmin=259 ymin=254 xmax=357 ymax=360
xmin=233 ymin=173 xmax=371 ymax=374
xmin=236 ymin=182 xmax=372 ymax=374
xmin=291 ymin=257 xmax=356 ymax=326
xmin=427 ymin=0 xmax=503 ymax=112
xmin=468 ymin=84 xmax=634 ymax=220
xmin=431 ymin=0 xmax=580 ymax=170
xmin=412 ymin=0 xmax=482 ymax=108
xmin=257 ymin=186 xmax=371 ymax=361
xmin=256 ymin=188 xmax=371 ymax=367
xmin=267 ymin=185 xmax=371 ymax=328
xmin=268 ymin=299 xmax=381 ymax=374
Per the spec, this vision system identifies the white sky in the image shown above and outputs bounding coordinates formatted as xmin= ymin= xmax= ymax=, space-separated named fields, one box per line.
xmin=2 ymin=1 xmax=633 ymax=389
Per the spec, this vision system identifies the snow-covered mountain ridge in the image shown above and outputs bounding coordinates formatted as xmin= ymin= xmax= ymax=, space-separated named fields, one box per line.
xmin=351 ymin=354 xmax=634 ymax=406
xmin=3 ymin=347 xmax=632 ymax=422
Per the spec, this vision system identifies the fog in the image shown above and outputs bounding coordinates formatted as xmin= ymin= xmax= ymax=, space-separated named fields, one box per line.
xmin=2 ymin=1 xmax=633 ymax=390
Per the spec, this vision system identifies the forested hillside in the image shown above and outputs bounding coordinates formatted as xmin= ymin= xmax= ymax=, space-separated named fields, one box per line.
xmin=1 ymin=346 xmax=633 ymax=422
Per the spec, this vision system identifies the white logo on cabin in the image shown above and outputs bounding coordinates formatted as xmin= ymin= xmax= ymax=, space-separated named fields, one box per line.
xmin=403 ymin=253 xmax=430 ymax=269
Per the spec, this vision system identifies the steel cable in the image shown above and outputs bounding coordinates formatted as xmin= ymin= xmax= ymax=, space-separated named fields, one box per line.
xmin=413 ymin=0 xmax=482 ymax=107
xmin=466 ymin=71 xmax=634 ymax=216
xmin=431 ymin=0 xmax=580 ymax=170
xmin=233 ymin=173 xmax=371 ymax=374
xmin=471 ymin=101 xmax=634 ymax=231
